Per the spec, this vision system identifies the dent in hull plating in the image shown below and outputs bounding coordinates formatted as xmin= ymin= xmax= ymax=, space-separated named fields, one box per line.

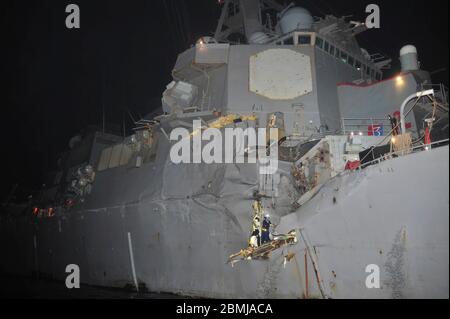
xmin=2 ymin=1 xmax=448 ymax=299
xmin=1 ymin=146 xmax=447 ymax=298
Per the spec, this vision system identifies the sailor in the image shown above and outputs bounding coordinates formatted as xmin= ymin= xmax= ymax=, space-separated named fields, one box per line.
xmin=249 ymin=229 xmax=260 ymax=248
xmin=252 ymin=216 xmax=261 ymax=246
xmin=252 ymin=215 xmax=261 ymax=231
xmin=391 ymin=111 xmax=401 ymax=135
xmin=388 ymin=115 xmax=396 ymax=133
xmin=261 ymin=215 xmax=272 ymax=244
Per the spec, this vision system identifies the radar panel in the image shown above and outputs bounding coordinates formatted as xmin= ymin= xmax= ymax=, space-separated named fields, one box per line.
xmin=249 ymin=49 xmax=313 ymax=100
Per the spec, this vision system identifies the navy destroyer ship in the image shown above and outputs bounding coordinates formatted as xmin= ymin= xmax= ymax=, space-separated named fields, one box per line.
xmin=1 ymin=0 xmax=448 ymax=298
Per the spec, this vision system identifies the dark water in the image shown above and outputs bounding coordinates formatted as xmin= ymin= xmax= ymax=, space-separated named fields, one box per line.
xmin=0 ymin=274 xmax=183 ymax=299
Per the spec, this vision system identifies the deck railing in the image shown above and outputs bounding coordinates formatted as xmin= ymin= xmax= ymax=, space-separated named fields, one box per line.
xmin=341 ymin=118 xmax=392 ymax=136
xmin=356 ymin=138 xmax=449 ymax=171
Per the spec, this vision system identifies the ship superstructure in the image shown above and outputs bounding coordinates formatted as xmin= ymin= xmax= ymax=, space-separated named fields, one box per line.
xmin=1 ymin=0 xmax=448 ymax=298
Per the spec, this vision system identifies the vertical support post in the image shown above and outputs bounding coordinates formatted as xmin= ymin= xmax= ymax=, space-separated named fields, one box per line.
xmin=304 ymin=250 xmax=309 ymax=299
xmin=214 ymin=0 xmax=231 ymax=40
xmin=127 ymin=232 xmax=139 ymax=292
xmin=299 ymin=229 xmax=327 ymax=299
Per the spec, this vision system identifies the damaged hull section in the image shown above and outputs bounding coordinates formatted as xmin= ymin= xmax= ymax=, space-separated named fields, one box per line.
xmin=1 ymin=146 xmax=447 ymax=299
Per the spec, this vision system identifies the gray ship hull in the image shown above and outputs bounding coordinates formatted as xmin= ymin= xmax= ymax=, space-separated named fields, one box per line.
xmin=1 ymin=145 xmax=448 ymax=299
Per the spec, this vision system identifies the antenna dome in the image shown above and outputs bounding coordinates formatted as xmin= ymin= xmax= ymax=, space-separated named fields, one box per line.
xmin=280 ymin=7 xmax=314 ymax=34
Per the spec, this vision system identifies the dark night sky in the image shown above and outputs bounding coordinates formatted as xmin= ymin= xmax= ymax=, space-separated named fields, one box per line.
xmin=1 ymin=0 xmax=449 ymax=198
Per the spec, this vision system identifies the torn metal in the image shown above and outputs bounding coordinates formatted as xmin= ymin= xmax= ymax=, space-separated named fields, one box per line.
xmin=227 ymin=230 xmax=298 ymax=266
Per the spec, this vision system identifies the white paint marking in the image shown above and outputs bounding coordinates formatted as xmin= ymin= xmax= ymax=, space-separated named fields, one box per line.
xmin=127 ymin=232 xmax=139 ymax=292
